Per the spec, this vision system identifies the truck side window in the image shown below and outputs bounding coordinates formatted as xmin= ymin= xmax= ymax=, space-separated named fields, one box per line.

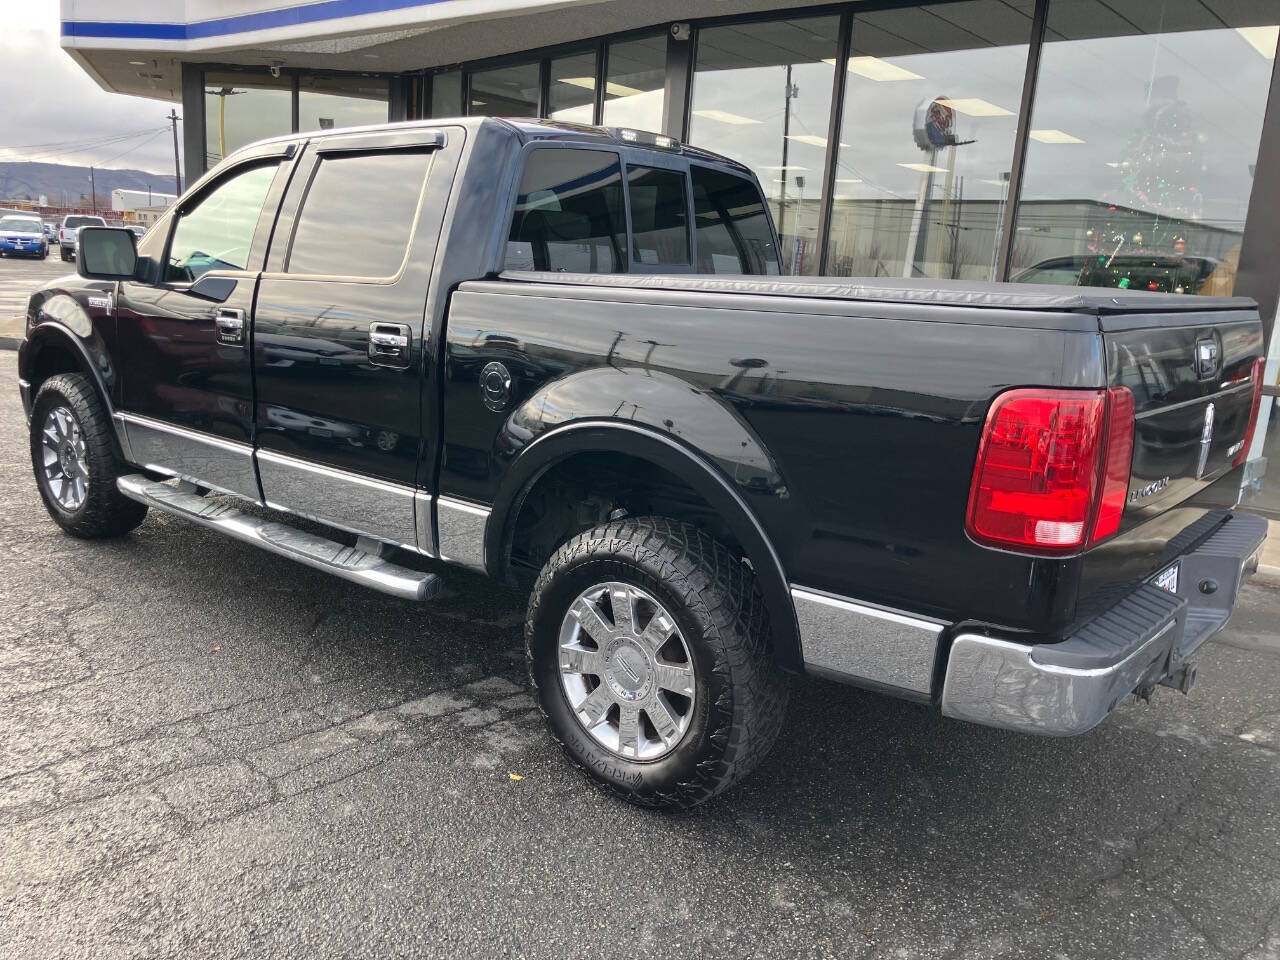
xmin=286 ymin=150 xmax=433 ymax=278
xmin=691 ymin=167 xmax=781 ymax=276
xmin=506 ymin=149 xmax=625 ymax=273
xmin=165 ymin=163 xmax=278 ymax=283
xmin=627 ymin=166 xmax=690 ymax=267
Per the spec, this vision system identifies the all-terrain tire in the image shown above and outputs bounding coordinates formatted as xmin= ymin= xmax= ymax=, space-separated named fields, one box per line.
xmin=29 ymin=373 xmax=148 ymax=538
xmin=526 ymin=517 xmax=788 ymax=809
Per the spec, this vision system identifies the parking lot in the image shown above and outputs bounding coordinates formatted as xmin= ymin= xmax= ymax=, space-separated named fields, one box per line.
xmin=2 ymin=257 xmax=1280 ymax=957
xmin=0 ymin=248 xmax=68 ymax=343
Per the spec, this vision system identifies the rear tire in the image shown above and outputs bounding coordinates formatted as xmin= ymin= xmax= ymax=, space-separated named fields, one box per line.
xmin=526 ymin=517 xmax=788 ymax=809
xmin=29 ymin=373 xmax=147 ymax=538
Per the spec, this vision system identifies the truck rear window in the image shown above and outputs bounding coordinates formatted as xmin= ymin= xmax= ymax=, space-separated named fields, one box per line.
xmin=691 ymin=167 xmax=780 ymax=275
xmin=627 ymin=166 xmax=690 ymax=267
xmin=506 ymin=149 xmax=626 ymax=273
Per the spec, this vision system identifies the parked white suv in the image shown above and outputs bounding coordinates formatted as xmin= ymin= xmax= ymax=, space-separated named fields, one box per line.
xmin=57 ymin=214 xmax=106 ymax=263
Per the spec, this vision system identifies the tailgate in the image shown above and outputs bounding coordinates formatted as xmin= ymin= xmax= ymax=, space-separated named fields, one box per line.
xmin=1074 ymin=305 xmax=1263 ymax=614
xmin=1106 ymin=310 xmax=1262 ymax=520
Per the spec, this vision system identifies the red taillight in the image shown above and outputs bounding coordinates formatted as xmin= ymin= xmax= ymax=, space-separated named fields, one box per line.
xmin=967 ymin=387 xmax=1135 ymax=554
xmin=1234 ymin=356 xmax=1266 ymax=468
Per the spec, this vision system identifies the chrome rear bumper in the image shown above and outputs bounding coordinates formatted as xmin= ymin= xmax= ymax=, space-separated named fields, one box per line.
xmin=941 ymin=512 xmax=1267 ymax=736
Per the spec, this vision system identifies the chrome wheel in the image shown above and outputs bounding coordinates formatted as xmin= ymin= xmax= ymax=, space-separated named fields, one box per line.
xmin=558 ymin=582 xmax=697 ymax=761
xmin=40 ymin=405 xmax=88 ymax=511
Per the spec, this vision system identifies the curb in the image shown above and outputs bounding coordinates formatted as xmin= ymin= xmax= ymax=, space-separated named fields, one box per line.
xmin=1253 ymin=564 xmax=1280 ymax=588
xmin=0 ymin=337 xmax=20 ymax=352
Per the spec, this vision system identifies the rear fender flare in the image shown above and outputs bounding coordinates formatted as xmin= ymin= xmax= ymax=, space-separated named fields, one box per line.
xmin=486 ymin=419 xmax=802 ymax=670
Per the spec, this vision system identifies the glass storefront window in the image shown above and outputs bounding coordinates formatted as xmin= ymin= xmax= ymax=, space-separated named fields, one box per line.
xmin=470 ymin=62 xmax=539 ymax=117
xmin=1012 ymin=1 xmax=1279 ymax=296
xmin=203 ymin=72 xmax=292 ymax=168
xmin=430 ymin=70 xmax=463 ymax=118
xmin=298 ymin=75 xmax=389 ymax=132
xmin=549 ymin=52 xmax=598 ymax=124
xmin=828 ymin=3 xmax=1032 ymax=280
xmin=689 ymin=17 xmax=838 ymax=276
xmin=602 ymin=36 xmax=666 ymax=133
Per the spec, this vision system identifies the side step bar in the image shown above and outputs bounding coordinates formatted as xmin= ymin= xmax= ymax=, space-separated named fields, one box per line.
xmin=117 ymin=475 xmax=444 ymax=601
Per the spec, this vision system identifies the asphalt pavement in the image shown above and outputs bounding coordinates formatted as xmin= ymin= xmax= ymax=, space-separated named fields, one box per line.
xmin=3 ymin=349 xmax=1280 ymax=958
xmin=0 ymin=247 xmax=69 ymax=344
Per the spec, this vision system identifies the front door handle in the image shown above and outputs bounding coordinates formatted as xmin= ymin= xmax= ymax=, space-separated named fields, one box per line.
xmin=369 ymin=322 xmax=412 ymax=368
xmin=215 ymin=307 xmax=245 ymax=346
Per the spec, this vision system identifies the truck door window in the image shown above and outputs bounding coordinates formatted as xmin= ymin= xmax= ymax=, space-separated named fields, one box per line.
xmin=691 ymin=166 xmax=781 ymax=275
xmin=627 ymin=166 xmax=690 ymax=267
xmin=506 ymin=149 xmax=626 ymax=273
xmin=165 ymin=163 xmax=278 ymax=283
xmin=286 ymin=150 xmax=433 ymax=278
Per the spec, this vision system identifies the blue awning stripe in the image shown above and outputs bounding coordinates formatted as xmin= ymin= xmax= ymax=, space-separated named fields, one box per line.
xmin=62 ymin=0 xmax=449 ymax=41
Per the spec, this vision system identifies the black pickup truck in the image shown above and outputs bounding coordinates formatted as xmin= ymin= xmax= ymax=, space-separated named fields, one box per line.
xmin=17 ymin=118 xmax=1268 ymax=808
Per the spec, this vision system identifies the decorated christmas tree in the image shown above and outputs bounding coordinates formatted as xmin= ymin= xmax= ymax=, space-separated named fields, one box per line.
xmin=1084 ymin=75 xmax=1204 ymax=292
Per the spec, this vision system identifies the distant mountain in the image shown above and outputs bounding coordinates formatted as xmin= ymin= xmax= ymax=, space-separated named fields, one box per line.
xmin=0 ymin=161 xmax=177 ymax=206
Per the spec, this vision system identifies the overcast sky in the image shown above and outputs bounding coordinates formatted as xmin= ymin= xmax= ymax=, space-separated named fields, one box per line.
xmin=0 ymin=6 xmax=181 ymax=175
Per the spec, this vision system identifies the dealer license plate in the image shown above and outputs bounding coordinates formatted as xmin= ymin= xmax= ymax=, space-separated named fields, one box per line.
xmin=1153 ymin=562 xmax=1180 ymax=594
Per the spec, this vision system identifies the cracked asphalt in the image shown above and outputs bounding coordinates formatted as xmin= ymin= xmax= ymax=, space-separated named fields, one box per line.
xmin=2 ymin=349 xmax=1280 ymax=960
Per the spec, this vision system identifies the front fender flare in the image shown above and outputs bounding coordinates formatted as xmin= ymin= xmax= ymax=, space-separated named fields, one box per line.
xmin=485 ymin=420 xmax=803 ymax=670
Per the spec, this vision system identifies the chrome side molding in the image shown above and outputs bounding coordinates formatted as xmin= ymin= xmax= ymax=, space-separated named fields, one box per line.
xmin=256 ymin=448 xmax=419 ymax=550
xmin=791 ymin=586 xmax=944 ymax=697
xmin=436 ymin=496 xmax=490 ymax=573
xmin=116 ymin=412 xmax=259 ymax=501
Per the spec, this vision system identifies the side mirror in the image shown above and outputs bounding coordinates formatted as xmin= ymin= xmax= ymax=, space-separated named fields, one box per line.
xmin=77 ymin=227 xmax=138 ymax=281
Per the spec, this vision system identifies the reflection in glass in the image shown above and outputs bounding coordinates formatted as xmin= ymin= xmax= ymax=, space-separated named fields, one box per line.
xmin=549 ymin=53 xmax=598 ymax=124
xmin=203 ymin=72 xmax=292 ymax=169
xmin=691 ymin=166 xmax=781 ymax=274
xmin=470 ymin=63 xmax=539 ymax=117
xmin=830 ymin=3 xmax=1031 ymax=280
xmin=287 ymin=152 xmax=432 ymax=277
xmin=298 ymin=75 xmax=389 ymax=132
xmin=430 ymin=70 xmax=463 ymax=118
xmin=602 ymin=36 xmax=666 ymax=133
xmin=689 ymin=17 xmax=837 ymax=275
xmin=627 ymin=166 xmax=690 ymax=266
xmin=506 ymin=149 xmax=625 ymax=272
xmin=1013 ymin=0 xmax=1278 ymax=296
xmin=166 ymin=163 xmax=278 ymax=282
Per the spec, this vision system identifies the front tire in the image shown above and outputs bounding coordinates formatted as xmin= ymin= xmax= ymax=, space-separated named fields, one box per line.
xmin=29 ymin=373 xmax=147 ymax=538
xmin=526 ymin=517 xmax=788 ymax=809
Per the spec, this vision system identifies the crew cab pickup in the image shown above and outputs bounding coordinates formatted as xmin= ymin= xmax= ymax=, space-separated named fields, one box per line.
xmin=17 ymin=118 xmax=1267 ymax=808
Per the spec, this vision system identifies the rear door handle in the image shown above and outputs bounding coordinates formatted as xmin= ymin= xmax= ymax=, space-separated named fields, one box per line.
xmin=215 ymin=307 xmax=245 ymax=346
xmin=369 ymin=322 xmax=412 ymax=368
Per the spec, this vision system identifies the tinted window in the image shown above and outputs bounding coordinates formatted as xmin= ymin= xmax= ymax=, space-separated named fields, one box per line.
xmin=691 ymin=167 xmax=780 ymax=275
xmin=469 ymin=63 xmax=539 ymax=117
xmin=298 ymin=75 xmax=389 ymax=132
xmin=1013 ymin=0 xmax=1277 ymax=296
xmin=506 ymin=149 xmax=626 ymax=273
xmin=628 ymin=166 xmax=689 ymax=266
xmin=203 ymin=72 xmax=292 ymax=169
xmin=287 ymin=151 xmax=433 ymax=277
xmin=66 ymin=216 xmax=105 ymax=229
xmin=165 ymin=162 xmax=277 ymax=283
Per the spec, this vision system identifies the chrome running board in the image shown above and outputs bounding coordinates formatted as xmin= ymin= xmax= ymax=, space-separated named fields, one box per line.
xmin=117 ymin=475 xmax=444 ymax=601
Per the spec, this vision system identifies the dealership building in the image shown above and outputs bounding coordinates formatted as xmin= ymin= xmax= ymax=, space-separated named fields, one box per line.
xmin=59 ymin=0 xmax=1280 ymax=509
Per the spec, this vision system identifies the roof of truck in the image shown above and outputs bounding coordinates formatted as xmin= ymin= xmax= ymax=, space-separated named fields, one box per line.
xmin=496 ymin=118 xmax=754 ymax=173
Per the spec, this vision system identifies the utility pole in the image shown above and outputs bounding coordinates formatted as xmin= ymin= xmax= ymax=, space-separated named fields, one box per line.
xmin=168 ymin=109 xmax=182 ymax=195
xmin=89 ymin=166 xmax=97 ymax=215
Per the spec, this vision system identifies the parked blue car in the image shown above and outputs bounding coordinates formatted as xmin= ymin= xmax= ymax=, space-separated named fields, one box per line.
xmin=0 ymin=216 xmax=49 ymax=259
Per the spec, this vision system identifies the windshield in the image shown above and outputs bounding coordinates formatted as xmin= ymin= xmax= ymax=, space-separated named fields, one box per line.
xmin=65 ymin=216 xmax=105 ymax=229
xmin=0 ymin=218 xmax=43 ymax=234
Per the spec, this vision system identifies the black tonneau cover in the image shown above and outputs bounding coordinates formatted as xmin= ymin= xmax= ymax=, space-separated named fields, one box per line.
xmin=501 ymin=271 xmax=1255 ymax=316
